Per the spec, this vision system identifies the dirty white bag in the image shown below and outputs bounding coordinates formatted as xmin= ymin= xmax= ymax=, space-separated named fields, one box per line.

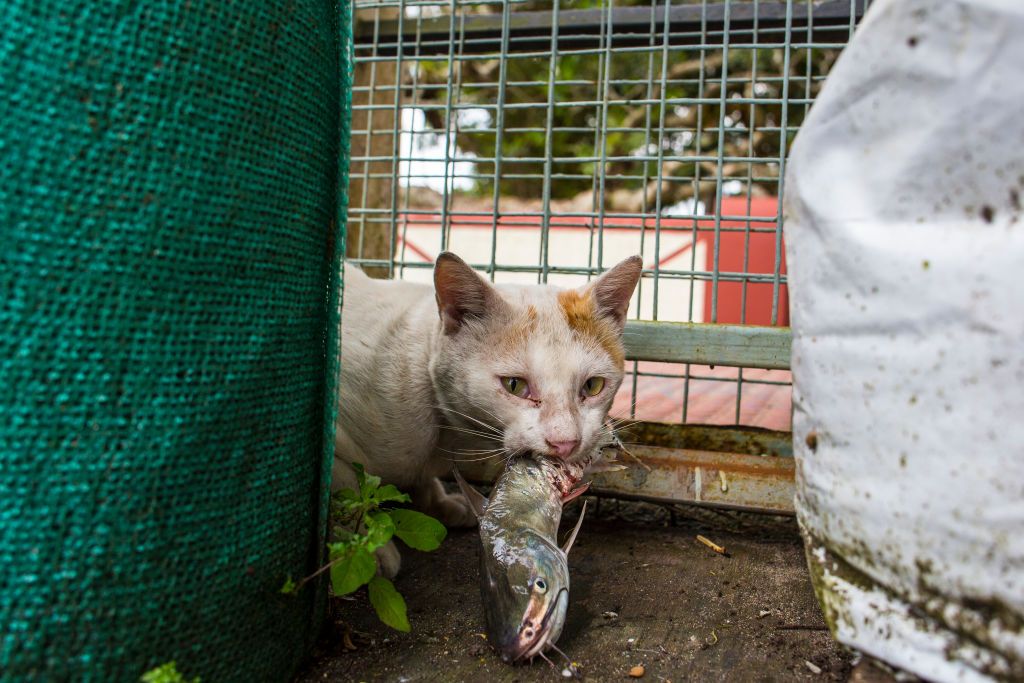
xmin=784 ymin=0 xmax=1024 ymax=680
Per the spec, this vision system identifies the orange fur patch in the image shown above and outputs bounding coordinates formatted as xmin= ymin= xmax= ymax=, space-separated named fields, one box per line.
xmin=557 ymin=290 xmax=625 ymax=367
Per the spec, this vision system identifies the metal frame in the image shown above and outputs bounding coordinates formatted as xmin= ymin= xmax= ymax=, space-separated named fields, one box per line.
xmin=362 ymin=1 xmax=867 ymax=56
xmin=347 ymin=0 xmax=869 ymax=511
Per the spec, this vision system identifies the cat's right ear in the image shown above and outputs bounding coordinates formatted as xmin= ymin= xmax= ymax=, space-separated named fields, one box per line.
xmin=434 ymin=252 xmax=501 ymax=335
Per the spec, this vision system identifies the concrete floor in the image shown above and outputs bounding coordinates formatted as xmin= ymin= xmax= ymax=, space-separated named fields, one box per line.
xmin=295 ymin=500 xmax=893 ymax=682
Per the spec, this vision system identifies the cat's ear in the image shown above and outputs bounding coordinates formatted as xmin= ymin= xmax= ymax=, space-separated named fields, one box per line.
xmin=434 ymin=252 xmax=501 ymax=335
xmin=589 ymin=255 xmax=643 ymax=330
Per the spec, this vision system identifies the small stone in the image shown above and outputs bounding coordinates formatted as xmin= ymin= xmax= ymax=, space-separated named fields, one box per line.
xmin=758 ymin=610 xmax=771 ymax=618
xmin=602 ymin=611 xmax=619 ymax=619
xmin=562 ymin=668 xmax=573 ymax=678
xmin=629 ymin=665 xmax=645 ymax=678
xmin=805 ymin=660 xmax=822 ymax=675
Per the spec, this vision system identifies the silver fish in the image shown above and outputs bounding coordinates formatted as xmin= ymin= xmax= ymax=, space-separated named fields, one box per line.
xmin=455 ymin=456 xmax=589 ymax=663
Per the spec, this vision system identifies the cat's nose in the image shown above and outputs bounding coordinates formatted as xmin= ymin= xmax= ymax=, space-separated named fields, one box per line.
xmin=544 ymin=439 xmax=580 ymax=459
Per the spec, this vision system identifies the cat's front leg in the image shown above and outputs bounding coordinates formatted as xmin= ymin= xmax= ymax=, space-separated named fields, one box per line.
xmin=413 ymin=476 xmax=478 ymax=528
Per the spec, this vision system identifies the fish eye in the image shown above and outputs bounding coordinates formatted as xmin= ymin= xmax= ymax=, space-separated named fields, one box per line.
xmin=533 ymin=578 xmax=547 ymax=593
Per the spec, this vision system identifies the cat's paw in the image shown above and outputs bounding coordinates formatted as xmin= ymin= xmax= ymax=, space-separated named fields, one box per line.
xmin=430 ymin=491 xmax=479 ymax=528
xmin=375 ymin=540 xmax=401 ymax=579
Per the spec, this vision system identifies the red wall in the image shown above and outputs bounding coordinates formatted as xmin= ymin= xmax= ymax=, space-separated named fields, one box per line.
xmin=699 ymin=196 xmax=788 ymax=326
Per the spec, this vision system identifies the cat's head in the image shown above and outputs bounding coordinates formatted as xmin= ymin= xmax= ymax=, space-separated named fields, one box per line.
xmin=431 ymin=252 xmax=642 ymax=464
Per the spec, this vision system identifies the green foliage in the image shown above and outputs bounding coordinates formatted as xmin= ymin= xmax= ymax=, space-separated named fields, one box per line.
xmin=329 ymin=546 xmax=377 ymax=596
xmin=281 ymin=464 xmax=445 ymax=631
xmin=279 ymin=575 xmax=297 ymax=595
xmin=410 ymin=1 xmax=841 ymax=204
xmin=364 ymin=511 xmax=396 ymax=551
xmin=140 ymin=662 xmax=199 ymax=683
xmin=388 ymin=508 xmax=447 ymax=552
xmin=368 ymin=576 xmax=410 ymax=632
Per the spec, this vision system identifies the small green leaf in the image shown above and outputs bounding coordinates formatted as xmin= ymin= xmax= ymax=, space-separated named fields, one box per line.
xmin=279 ymin=575 xmax=297 ymax=595
xmin=389 ymin=509 xmax=447 ymax=551
xmin=140 ymin=661 xmax=199 ymax=683
xmin=332 ymin=487 xmax=361 ymax=504
xmin=367 ymin=576 xmax=410 ymax=632
xmin=328 ymin=527 xmax=356 ymax=544
xmin=364 ymin=511 xmax=395 ymax=552
xmin=352 ymin=462 xmax=381 ymax=498
xmin=330 ymin=487 xmax=364 ymax=521
xmin=351 ymin=462 xmax=366 ymax=487
xmin=327 ymin=541 xmax=355 ymax=558
xmin=373 ymin=484 xmax=412 ymax=505
xmin=330 ymin=547 xmax=376 ymax=595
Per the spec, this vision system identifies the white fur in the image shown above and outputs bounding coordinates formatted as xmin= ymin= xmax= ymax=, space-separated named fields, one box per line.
xmin=333 ymin=255 xmax=639 ymax=576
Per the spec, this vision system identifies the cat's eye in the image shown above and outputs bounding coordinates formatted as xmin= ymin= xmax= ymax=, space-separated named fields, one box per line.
xmin=582 ymin=376 xmax=605 ymax=397
xmin=501 ymin=376 xmax=530 ymax=398
xmin=533 ymin=578 xmax=547 ymax=593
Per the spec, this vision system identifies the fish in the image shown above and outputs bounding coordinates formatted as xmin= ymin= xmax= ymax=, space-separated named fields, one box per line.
xmin=454 ymin=455 xmax=591 ymax=663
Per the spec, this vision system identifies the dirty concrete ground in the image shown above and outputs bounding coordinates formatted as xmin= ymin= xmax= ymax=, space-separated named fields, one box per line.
xmin=295 ymin=500 xmax=897 ymax=683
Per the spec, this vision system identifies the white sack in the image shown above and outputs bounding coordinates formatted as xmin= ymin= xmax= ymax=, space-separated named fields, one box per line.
xmin=784 ymin=0 xmax=1024 ymax=680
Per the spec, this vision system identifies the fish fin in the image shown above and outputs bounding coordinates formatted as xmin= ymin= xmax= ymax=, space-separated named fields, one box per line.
xmin=560 ymin=481 xmax=589 ymax=504
xmin=452 ymin=467 xmax=487 ymax=518
xmin=561 ymin=500 xmax=588 ymax=555
xmin=585 ymin=459 xmax=627 ymax=474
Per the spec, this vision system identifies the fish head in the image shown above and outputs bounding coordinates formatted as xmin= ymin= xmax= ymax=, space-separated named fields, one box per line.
xmin=482 ymin=531 xmax=570 ymax=663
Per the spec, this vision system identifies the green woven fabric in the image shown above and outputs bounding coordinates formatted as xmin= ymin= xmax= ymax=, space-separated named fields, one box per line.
xmin=0 ymin=1 xmax=348 ymax=681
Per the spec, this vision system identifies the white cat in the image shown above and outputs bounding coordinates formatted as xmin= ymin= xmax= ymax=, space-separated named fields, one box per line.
xmin=334 ymin=252 xmax=641 ymax=577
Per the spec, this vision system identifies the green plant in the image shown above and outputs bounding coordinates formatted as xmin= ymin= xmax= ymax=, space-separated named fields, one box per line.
xmin=281 ymin=464 xmax=446 ymax=632
xmin=140 ymin=661 xmax=199 ymax=683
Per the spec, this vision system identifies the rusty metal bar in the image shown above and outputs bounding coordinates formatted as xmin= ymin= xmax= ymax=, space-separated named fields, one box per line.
xmin=454 ymin=421 xmax=795 ymax=515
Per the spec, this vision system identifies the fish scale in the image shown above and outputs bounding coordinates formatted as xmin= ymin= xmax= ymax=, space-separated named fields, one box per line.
xmin=455 ymin=455 xmax=589 ymax=663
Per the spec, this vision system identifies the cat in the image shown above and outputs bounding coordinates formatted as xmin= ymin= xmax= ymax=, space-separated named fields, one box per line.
xmin=333 ymin=252 xmax=642 ymax=577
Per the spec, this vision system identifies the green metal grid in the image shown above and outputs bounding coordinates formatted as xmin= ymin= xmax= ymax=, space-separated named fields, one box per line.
xmin=346 ymin=0 xmax=868 ymax=429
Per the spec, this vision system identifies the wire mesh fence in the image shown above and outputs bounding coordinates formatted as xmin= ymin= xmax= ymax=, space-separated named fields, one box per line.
xmin=347 ymin=0 xmax=869 ymax=430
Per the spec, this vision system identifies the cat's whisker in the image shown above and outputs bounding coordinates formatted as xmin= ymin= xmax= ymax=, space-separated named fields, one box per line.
xmin=431 ymin=405 xmax=505 ymax=435
xmin=608 ymin=402 xmax=640 ymax=421
xmin=436 ymin=424 xmax=503 ymax=440
xmin=450 ymin=446 xmax=509 ymax=454
xmin=606 ymin=418 xmax=642 ymax=434
xmin=471 ymin=404 xmax=508 ymax=428
xmin=441 ymin=453 xmax=511 ymax=463
xmin=499 ymin=446 xmax=526 ymax=468
xmin=436 ymin=428 xmax=499 ymax=438
xmin=435 ymin=445 xmax=511 ymax=462
xmin=606 ymin=408 xmax=642 ymax=430
xmin=439 ymin=422 xmax=502 ymax=439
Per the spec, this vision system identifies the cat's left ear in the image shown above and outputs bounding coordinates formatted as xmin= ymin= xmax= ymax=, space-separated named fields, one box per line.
xmin=589 ymin=255 xmax=643 ymax=330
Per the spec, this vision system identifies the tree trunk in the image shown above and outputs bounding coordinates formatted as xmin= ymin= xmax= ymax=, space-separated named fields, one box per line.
xmin=347 ymin=7 xmax=400 ymax=278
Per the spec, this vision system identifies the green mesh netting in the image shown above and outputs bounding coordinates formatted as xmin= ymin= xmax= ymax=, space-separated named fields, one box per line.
xmin=0 ymin=1 xmax=350 ymax=680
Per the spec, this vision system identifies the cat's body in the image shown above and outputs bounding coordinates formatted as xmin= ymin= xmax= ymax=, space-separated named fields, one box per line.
xmin=334 ymin=253 xmax=641 ymax=576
